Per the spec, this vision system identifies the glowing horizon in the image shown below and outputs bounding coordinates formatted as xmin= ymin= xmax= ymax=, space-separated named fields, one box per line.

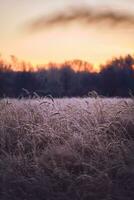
xmin=0 ymin=0 xmax=134 ymax=71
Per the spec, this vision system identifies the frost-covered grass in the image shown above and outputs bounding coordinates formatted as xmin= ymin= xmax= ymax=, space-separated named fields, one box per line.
xmin=0 ymin=97 xmax=134 ymax=200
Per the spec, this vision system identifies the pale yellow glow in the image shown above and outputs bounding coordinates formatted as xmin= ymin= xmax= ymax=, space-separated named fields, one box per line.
xmin=0 ymin=0 xmax=134 ymax=71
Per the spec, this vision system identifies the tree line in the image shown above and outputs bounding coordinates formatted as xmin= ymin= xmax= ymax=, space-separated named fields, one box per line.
xmin=0 ymin=55 xmax=134 ymax=98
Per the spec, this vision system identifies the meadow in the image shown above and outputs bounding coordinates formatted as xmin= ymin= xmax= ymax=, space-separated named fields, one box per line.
xmin=0 ymin=96 xmax=134 ymax=200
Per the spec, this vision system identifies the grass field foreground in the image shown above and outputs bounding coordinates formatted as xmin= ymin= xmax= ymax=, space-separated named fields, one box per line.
xmin=0 ymin=97 xmax=134 ymax=200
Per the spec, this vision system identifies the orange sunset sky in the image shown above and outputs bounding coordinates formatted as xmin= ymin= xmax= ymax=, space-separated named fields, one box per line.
xmin=0 ymin=0 xmax=134 ymax=71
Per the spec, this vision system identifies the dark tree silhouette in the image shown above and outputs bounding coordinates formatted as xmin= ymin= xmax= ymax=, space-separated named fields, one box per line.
xmin=0 ymin=55 xmax=134 ymax=98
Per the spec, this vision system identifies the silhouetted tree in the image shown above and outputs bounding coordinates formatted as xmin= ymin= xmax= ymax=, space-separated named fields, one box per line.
xmin=0 ymin=55 xmax=133 ymax=98
xmin=14 ymin=72 xmax=37 ymax=97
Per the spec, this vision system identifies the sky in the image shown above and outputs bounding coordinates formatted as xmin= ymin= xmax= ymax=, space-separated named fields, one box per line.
xmin=0 ymin=0 xmax=134 ymax=71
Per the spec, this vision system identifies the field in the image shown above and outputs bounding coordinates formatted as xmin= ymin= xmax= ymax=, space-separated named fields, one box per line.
xmin=0 ymin=97 xmax=134 ymax=200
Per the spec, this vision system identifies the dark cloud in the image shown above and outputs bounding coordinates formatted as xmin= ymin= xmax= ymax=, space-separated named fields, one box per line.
xmin=24 ymin=6 xmax=134 ymax=33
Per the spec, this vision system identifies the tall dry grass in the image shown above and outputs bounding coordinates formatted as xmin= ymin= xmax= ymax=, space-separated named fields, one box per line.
xmin=0 ymin=96 xmax=134 ymax=200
